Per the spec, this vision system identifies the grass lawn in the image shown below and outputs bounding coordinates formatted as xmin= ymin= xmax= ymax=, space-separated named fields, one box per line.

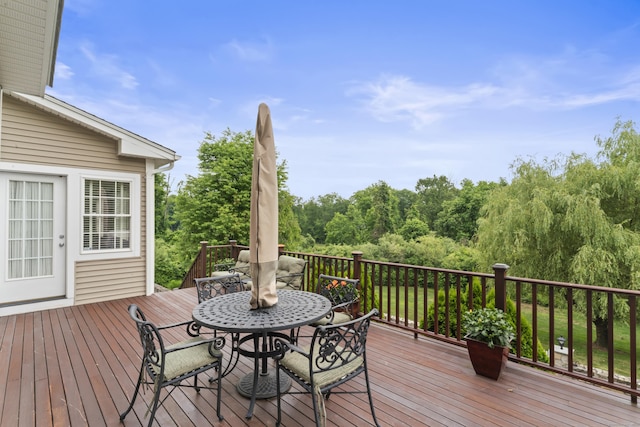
xmin=380 ymin=285 xmax=639 ymax=377
xmin=523 ymin=304 xmax=638 ymax=377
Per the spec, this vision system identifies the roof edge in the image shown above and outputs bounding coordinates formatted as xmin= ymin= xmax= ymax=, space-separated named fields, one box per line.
xmin=8 ymin=91 xmax=180 ymax=164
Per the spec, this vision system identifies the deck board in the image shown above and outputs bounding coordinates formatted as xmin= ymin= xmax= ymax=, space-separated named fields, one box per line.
xmin=0 ymin=287 xmax=638 ymax=427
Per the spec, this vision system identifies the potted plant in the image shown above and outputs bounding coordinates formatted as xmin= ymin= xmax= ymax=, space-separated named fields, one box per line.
xmin=462 ymin=307 xmax=515 ymax=380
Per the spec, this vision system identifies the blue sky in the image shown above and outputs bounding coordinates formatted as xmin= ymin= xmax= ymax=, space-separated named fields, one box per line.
xmin=51 ymin=1 xmax=640 ymax=200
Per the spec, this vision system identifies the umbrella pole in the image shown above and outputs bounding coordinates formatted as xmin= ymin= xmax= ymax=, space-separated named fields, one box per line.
xmin=260 ymin=331 xmax=269 ymax=375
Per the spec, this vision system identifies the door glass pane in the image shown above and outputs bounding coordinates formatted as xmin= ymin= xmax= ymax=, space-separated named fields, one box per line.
xmin=8 ymin=180 xmax=54 ymax=279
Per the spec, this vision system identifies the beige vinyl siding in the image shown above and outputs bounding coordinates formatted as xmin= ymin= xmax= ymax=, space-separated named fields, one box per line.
xmin=75 ymin=179 xmax=147 ymax=305
xmin=75 ymin=256 xmax=146 ymax=305
xmin=2 ymin=95 xmax=150 ymax=304
xmin=1 ymin=96 xmax=143 ymax=173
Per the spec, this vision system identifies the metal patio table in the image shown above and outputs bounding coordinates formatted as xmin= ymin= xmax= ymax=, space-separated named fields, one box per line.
xmin=192 ymin=289 xmax=331 ymax=419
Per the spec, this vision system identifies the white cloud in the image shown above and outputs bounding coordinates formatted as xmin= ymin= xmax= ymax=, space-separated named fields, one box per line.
xmin=351 ymin=50 xmax=640 ymax=129
xmin=79 ymin=42 xmax=139 ymax=90
xmin=225 ymin=37 xmax=274 ymax=62
xmin=54 ymin=62 xmax=74 ymax=80
xmin=349 ymin=75 xmax=500 ymax=129
xmin=64 ymin=0 xmax=97 ymax=16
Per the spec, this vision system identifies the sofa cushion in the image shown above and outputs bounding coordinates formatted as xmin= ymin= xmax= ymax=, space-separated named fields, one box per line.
xmin=243 ymin=255 xmax=307 ymax=291
xmin=275 ymin=255 xmax=306 ymax=290
xmin=211 ymin=249 xmax=251 ymax=280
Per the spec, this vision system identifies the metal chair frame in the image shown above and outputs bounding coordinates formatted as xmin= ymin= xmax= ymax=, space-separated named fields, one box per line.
xmin=194 ymin=273 xmax=245 ymax=378
xmin=120 ymin=304 xmax=224 ymax=426
xmin=274 ymin=309 xmax=380 ymax=427
xmin=315 ymin=274 xmax=360 ymax=324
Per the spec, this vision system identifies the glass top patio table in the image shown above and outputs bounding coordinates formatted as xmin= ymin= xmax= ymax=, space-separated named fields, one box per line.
xmin=192 ymin=289 xmax=332 ymax=419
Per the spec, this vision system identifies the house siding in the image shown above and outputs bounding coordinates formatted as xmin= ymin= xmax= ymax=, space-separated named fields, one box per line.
xmin=74 ymin=257 xmax=146 ymax=304
xmin=1 ymin=95 xmax=148 ymax=304
xmin=1 ymin=96 xmax=143 ymax=172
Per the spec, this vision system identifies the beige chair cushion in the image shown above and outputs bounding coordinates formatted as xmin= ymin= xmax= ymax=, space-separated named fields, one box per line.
xmin=235 ymin=250 xmax=250 ymax=267
xmin=154 ymin=337 xmax=222 ymax=382
xmin=211 ymin=250 xmax=251 ymax=280
xmin=277 ymin=255 xmax=305 ymax=275
xmin=312 ymin=311 xmax=352 ymax=326
xmin=281 ymin=345 xmax=363 ymax=389
xmin=244 ymin=254 xmax=307 ymax=290
xmin=275 ymin=255 xmax=306 ymax=290
xmin=243 ymin=278 xmax=290 ymax=290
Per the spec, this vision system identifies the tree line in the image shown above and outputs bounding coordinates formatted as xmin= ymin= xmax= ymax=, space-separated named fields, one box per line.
xmin=155 ymin=120 xmax=640 ymax=347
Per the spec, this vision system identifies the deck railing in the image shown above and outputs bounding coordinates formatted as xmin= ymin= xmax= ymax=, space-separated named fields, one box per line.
xmin=181 ymin=241 xmax=639 ymax=402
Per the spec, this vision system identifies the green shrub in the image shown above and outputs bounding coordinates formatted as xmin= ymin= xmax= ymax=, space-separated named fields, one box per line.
xmin=420 ymin=288 xmax=461 ymax=335
xmin=419 ymin=278 xmax=549 ymax=362
xmin=155 ymin=238 xmax=186 ymax=287
xmin=462 ymin=307 xmax=514 ymax=349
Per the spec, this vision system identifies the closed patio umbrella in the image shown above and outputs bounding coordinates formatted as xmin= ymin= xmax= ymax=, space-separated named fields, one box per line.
xmin=249 ymin=103 xmax=279 ymax=309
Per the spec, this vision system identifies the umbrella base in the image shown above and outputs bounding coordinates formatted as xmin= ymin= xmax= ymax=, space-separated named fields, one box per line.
xmin=237 ymin=369 xmax=291 ymax=399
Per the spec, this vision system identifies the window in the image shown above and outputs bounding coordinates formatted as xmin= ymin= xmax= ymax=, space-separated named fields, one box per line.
xmin=83 ymin=179 xmax=131 ymax=251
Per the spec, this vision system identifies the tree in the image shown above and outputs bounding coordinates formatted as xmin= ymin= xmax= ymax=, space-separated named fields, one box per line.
xmin=476 ymin=120 xmax=640 ymax=347
xmin=394 ymin=188 xmax=418 ymax=223
xmin=154 ymin=173 xmax=184 ymax=287
xmin=351 ymin=181 xmax=401 ymax=242
xmin=173 ymin=128 xmax=298 ymax=261
xmin=434 ymin=179 xmax=504 ymax=242
xmin=595 ymin=119 xmax=640 ymax=232
xmin=325 ymin=204 xmax=366 ymax=245
xmin=294 ymin=193 xmax=349 ymax=244
xmin=414 ymin=175 xmax=458 ymax=229
xmin=398 ymin=217 xmax=430 ymax=241
xmin=154 ymin=173 xmax=171 ymax=238
xmin=278 ymin=186 xmax=302 ymax=248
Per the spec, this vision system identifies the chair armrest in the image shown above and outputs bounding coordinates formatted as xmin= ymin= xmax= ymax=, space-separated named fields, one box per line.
xmin=213 ymin=261 xmax=235 ymax=271
xmin=332 ymin=300 xmax=357 ymax=311
xmin=157 ymin=319 xmax=203 ymax=338
xmin=157 ymin=319 xmax=194 ymax=331
xmin=164 ymin=335 xmax=225 ymax=356
xmin=230 ymin=265 xmax=250 ymax=275
xmin=273 ymin=337 xmax=309 ymax=360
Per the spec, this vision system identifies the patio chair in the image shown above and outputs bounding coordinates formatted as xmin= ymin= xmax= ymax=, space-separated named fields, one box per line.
xmin=194 ymin=273 xmax=244 ymax=377
xmin=120 ymin=304 xmax=224 ymax=426
xmin=211 ymin=249 xmax=251 ymax=281
xmin=243 ymin=254 xmax=307 ymax=291
xmin=194 ymin=272 xmax=245 ymax=303
xmin=313 ymin=274 xmax=360 ymax=326
xmin=274 ymin=255 xmax=307 ymax=290
xmin=274 ymin=309 xmax=380 ymax=427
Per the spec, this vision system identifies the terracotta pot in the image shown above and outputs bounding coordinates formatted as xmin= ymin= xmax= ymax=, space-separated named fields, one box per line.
xmin=465 ymin=337 xmax=509 ymax=380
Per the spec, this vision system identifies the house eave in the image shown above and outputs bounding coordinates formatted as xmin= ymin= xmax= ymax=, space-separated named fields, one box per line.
xmin=8 ymin=91 xmax=180 ymax=167
xmin=0 ymin=0 xmax=64 ymax=96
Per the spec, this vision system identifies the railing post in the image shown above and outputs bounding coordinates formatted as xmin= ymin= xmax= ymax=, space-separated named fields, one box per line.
xmin=352 ymin=251 xmax=363 ymax=281
xmin=493 ymin=263 xmax=509 ymax=311
xmin=278 ymin=244 xmax=285 ymax=256
xmin=352 ymin=251 xmax=363 ymax=316
xmin=229 ymin=239 xmax=238 ymax=260
xmin=199 ymin=241 xmax=209 ymax=278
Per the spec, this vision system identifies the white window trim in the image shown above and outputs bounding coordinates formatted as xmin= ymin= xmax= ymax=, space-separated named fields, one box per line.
xmin=79 ymin=173 xmax=140 ymax=260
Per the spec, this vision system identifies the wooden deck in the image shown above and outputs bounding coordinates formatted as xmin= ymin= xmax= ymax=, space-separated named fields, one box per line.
xmin=1 ymin=288 xmax=638 ymax=427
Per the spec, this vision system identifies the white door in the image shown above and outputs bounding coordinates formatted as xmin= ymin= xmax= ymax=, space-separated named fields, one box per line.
xmin=0 ymin=173 xmax=66 ymax=304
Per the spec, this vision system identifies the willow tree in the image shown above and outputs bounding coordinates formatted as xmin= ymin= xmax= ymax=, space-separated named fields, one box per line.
xmin=476 ymin=120 xmax=640 ymax=347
